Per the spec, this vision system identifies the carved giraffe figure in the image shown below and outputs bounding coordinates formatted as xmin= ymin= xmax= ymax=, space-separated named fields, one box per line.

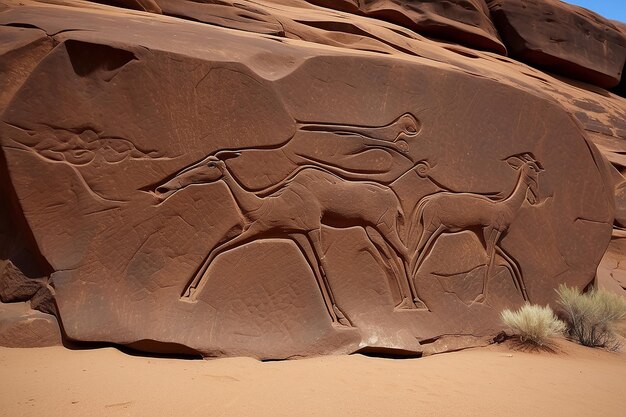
xmin=154 ymin=152 xmax=425 ymax=327
xmin=408 ymin=153 xmax=542 ymax=304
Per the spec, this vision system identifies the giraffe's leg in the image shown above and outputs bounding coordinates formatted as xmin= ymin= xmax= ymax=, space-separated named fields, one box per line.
xmin=290 ymin=233 xmax=343 ymax=326
xmin=365 ymin=226 xmax=416 ymax=309
xmin=496 ymin=246 xmax=528 ymax=301
xmin=384 ymin=226 xmax=430 ymax=309
xmin=182 ymin=222 xmax=262 ymax=301
xmin=411 ymin=224 xmax=445 ymax=278
xmin=370 ymin=218 xmax=430 ymax=310
xmin=406 ymin=199 xmax=429 ymax=254
xmin=475 ymin=229 xmax=501 ymax=304
xmin=401 ymin=224 xmax=444 ymax=311
xmin=306 ymin=229 xmax=351 ymax=327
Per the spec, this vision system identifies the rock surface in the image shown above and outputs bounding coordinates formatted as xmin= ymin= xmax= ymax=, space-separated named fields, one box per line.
xmin=0 ymin=302 xmax=61 ymax=347
xmin=487 ymin=0 xmax=626 ymax=89
xmin=0 ymin=0 xmax=622 ymax=358
xmin=306 ymin=0 xmax=506 ymax=54
xmin=597 ymin=230 xmax=626 ymax=298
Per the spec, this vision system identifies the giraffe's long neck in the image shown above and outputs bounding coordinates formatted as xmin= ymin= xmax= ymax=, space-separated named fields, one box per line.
xmin=221 ymin=169 xmax=264 ymax=215
xmin=502 ymin=168 xmax=531 ymax=215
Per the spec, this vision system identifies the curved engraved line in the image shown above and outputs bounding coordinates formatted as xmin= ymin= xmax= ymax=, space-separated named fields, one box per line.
xmin=574 ymin=217 xmax=611 ymax=226
xmin=431 ymin=264 xmax=483 ymax=278
xmin=253 ymin=164 xmax=391 ymax=198
xmin=247 ymin=150 xmax=417 ymax=200
xmin=180 ymin=230 xmax=347 ymax=325
xmin=5 ymin=121 xmax=173 ymax=163
xmin=139 ymin=138 xmax=297 ymax=195
xmin=419 ymin=238 xmax=528 ymax=303
xmin=37 ymin=122 xmax=169 ymax=160
xmin=2 ymin=143 xmax=127 ymax=204
xmin=341 ymin=143 xmax=413 ymax=160
xmin=296 ymin=113 xmax=420 ymax=150
xmin=151 ymin=157 xmax=403 ymax=206
xmin=292 ymin=152 xmax=402 ymax=175
xmin=297 ymin=130 xmax=412 ymax=156
xmin=171 ymin=111 xmax=421 ymax=182
xmin=296 ymin=112 xmax=420 ymax=133
xmin=182 ymin=236 xmax=316 ymax=297
xmin=432 ymin=264 xmax=485 ymax=307
xmin=149 ymin=111 xmax=422 ymax=199
xmin=495 ymin=246 xmax=528 ymax=301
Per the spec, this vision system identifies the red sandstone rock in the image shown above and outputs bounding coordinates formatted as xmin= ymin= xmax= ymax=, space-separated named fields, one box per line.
xmin=154 ymin=0 xmax=283 ymax=36
xmin=92 ymin=0 xmax=162 ymax=13
xmin=306 ymin=0 xmax=506 ymax=54
xmin=615 ymin=180 xmax=626 ymax=228
xmin=597 ymin=232 xmax=626 ymax=298
xmin=0 ymin=302 xmax=61 ymax=347
xmin=487 ymin=0 xmax=626 ymax=89
xmin=0 ymin=0 xmax=622 ymax=358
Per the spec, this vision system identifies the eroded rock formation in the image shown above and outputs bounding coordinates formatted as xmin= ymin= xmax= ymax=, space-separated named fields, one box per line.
xmin=0 ymin=0 xmax=623 ymax=358
xmin=488 ymin=0 xmax=625 ymax=89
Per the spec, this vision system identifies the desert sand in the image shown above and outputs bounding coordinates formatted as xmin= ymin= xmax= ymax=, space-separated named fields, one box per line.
xmin=1 ymin=339 xmax=624 ymax=417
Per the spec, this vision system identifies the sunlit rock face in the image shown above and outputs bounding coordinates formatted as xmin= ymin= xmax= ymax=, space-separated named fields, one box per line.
xmin=0 ymin=0 xmax=622 ymax=358
xmin=487 ymin=0 xmax=626 ymax=89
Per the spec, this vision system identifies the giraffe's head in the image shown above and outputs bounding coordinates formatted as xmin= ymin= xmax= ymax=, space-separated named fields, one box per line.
xmin=154 ymin=151 xmax=240 ymax=201
xmin=505 ymin=153 xmax=544 ymax=204
xmin=391 ymin=113 xmax=420 ymax=152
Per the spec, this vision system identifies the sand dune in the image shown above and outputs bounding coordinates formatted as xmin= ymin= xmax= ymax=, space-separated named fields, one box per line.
xmin=1 ymin=339 xmax=624 ymax=417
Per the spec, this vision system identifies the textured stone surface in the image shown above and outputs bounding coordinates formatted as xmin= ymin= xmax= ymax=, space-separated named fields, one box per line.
xmin=0 ymin=0 xmax=621 ymax=358
xmin=488 ymin=0 xmax=626 ymax=89
xmin=91 ymin=0 xmax=162 ymax=13
xmin=306 ymin=0 xmax=506 ymax=54
xmin=0 ymin=302 xmax=61 ymax=347
xmin=597 ymin=231 xmax=626 ymax=298
xmin=616 ymin=180 xmax=626 ymax=228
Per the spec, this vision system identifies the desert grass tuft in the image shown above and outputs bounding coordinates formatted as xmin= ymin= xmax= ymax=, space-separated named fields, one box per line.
xmin=556 ymin=284 xmax=626 ymax=351
xmin=501 ymin=303 xmax=566 ymax=347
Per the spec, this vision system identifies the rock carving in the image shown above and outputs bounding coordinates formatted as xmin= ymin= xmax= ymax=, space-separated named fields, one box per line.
xmin=408 ymin=153 xmax=542 ymax=305
xmin=154 ymin=152 xmax=421 ymax=326
xmin=0 ymin=0 xmax=616 ymax=359
xmin=297 ymin=113 xmax=420 ymax=155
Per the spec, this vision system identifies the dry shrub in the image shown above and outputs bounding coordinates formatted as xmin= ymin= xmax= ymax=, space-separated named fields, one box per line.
xmin=501 ymin=303 xmax=566 ymax=346
xmin=556 ymin=284 xmax=626 ymax=350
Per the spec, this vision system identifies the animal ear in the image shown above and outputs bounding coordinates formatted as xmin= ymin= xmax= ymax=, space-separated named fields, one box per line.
xmin=216 ymin=151 xmax=241 ymax=160
xmin=506 ymin=156 xmax=523 ymax=170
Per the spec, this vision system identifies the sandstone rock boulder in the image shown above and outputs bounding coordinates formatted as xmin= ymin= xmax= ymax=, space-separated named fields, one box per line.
xmin=0 ymin=0 xmax=615 ymax=358
xmin=92 ymin=0 xmax=162 ymax=13
xmin=596 ymin=231 xmax=626 ymax=298
xmin=306 ymin=0 xmax=506 ymax=54
xmin=616 ymin=181 xmax=626 ymax=228
xmin=0 ymin=302 xmax=61 ymax=347
xmin=487 ymin=0 xmax=626 ymax=89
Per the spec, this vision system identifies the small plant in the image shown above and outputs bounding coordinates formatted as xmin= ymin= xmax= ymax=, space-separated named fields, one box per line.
xmin=501 ymin=303 xmax=566 ymax=346
xmin=556 ymin=284 xmax=626 ymax=350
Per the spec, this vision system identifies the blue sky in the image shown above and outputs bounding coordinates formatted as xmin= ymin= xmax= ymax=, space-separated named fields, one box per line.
xmin=564 ymin=0 xmax=625 ymax=23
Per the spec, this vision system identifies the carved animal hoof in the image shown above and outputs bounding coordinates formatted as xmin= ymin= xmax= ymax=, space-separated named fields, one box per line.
xmin=333 ymin=305 xmax=352 ymax=327
xmin=413 ymin=299 xmax=430 ymax=311
xmin=180 ymin=287 xmax=197 ymax=302
xmin=472 ymin=294 xmax=486 ymax=304
xmin=395 ymin=297 xmax=418 ymax=310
